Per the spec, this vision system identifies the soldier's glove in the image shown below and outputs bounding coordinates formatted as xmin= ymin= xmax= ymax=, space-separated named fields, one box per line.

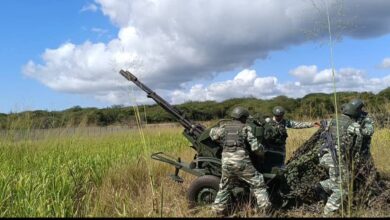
xmin=347 ymin=122 xmax=361 ymax=135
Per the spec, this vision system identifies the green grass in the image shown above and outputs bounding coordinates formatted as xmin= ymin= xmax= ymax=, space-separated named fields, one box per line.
xmin=0 ymin=125 xmax=389 ymax=217
xmin=0 ymin=126 xmax=190 ymax=217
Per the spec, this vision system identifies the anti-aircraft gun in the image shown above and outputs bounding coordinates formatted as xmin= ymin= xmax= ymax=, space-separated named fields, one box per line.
xmin=120 ymin=70 xmax=287 ymax=208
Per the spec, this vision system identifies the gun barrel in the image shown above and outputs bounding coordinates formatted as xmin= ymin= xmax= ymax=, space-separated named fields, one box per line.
xmin=120 ymin=70 xmax=205 ymax=136
xmin=120 ymin=70 xmax=138 ymax=82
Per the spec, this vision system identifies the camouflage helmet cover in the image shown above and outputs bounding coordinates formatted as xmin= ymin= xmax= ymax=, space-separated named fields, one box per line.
xmin=272 ymin=106 xmax=285 ymax=116
xmin=230 ymin=106 xmax=249 ymax=119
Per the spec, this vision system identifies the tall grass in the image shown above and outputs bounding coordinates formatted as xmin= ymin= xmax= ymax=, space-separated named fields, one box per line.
xmin=0 ymin=124 xmax=191 ymax=217
xmin=0 ymin=123 xmax=388 ymax=217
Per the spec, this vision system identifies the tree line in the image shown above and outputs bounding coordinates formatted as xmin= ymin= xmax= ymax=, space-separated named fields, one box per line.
xmin=1 ymin=88 xmax=389 ymax=130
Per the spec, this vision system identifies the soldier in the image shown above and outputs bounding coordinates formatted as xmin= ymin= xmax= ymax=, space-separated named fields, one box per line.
xmin=314 ymin=103 xmax=363 ymax=216
xmin=347 ymin=99 xmax=376 ymax=202
xmin=264 ymin=106 xmax=320 ymax=167
xmin=209 ymin=106 xmax=271 ymax=216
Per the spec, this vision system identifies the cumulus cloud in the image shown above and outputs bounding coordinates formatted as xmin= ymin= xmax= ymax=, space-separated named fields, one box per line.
xmin=171 ymin=69 xmax=279 ymax=103
xmin=24 ymin=0 xmax=390 ymax=105
xmin=171 ymin=67 xmax=390 ymax=104
xmin=289 ymin=65 xmax=318 ymax=85
xmin=289 ymin=65 xmax=366 ymax=86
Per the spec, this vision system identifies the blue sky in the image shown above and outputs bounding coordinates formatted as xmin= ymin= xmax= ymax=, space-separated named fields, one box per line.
xmin=1 ymin=0 xmax=390 ymax=113
xmin=0 ymin=0 xmax=116 ymax=113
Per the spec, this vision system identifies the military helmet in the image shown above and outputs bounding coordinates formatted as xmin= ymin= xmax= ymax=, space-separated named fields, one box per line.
xmin=349 ymin=98 xmax=364 ymax=110
xmin=342 ymin=103 xmax=359 ymax=118
xmin=230 ymin=106 xmax=249 ymax=119
xmin=272 ymin=106 xmax=285 ymax=116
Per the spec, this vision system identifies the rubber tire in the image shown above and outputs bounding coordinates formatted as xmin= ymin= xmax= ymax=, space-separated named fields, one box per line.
xmin=187 ymin=175 xmax=220 ymax=208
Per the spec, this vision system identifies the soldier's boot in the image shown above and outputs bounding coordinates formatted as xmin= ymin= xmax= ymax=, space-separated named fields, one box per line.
xmin=313 ymin=183 xmax=330 ymax=202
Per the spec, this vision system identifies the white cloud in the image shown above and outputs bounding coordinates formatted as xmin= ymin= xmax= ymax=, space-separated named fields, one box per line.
xmin=172 ymin=69 xmax=281 ymax=103
xmin=288 ymin=66 xmax=387 ymax=94
xmin=170 ymin=67 xmax=390 ymax=104
xmin=254 ymin=77 xmax=278 ymax=93
xmin=381 ymin=57 xmax=390 ymax=68
xmin=80 ymin=3 xmax=98 ymax=13
xmin=24 ymin=0 xmax=390 ymax=105
xmin=290 ymin=65 xmax=366 ymax=86
xmin=289 ymin=65 xmax=318 ymax=84
xmin=234 ymin=69 xmax=257 ymax=85
xmin=23 ymin=40 xmax=141 ymax=94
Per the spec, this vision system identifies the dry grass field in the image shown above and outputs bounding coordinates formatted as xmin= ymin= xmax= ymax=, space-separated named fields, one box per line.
xmin=0 ymin=124 xmax=389 ymax=217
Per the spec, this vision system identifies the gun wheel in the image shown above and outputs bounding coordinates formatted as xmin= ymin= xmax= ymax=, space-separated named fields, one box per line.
xmin=187 ymin=175 xmax=220 ymax=208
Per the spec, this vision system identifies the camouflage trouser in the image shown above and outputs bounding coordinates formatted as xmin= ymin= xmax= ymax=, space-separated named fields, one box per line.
xmin=319 ymin=149 xmax=347 ymax=215
xmin=212 ymin=150 xmax=271 ymax=213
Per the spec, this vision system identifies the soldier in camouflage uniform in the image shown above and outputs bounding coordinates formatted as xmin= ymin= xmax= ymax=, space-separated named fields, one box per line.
xmin=346 ymin=99 xmax=376 ymax=203
xmin=209 ymin=106 xmax=271 ymax=216
xmin=315 ymin=103 xmax=363 ymax=216
xmin=264 ymin=106 xmax=320 ymax=167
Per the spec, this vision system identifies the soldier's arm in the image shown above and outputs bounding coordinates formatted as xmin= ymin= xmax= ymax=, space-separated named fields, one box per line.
xmin=286 ymin=119 xmax=316 ymax=129
xmin=361 ymin=116 xmax=374 ymax=137
xmin=346 ymin=121 xmax=366 ymax=157
xmin=347 ymin=122 xmax=363 ymax=137
xmin=209 ymin=127 xmax=224 ymax=141
xmin=244 ymin=126 xmax=265 ymax=152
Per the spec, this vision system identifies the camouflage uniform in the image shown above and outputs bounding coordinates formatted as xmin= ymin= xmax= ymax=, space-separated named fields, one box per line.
xmin=318 ymin=113 xmax=360 ymax=215
xmin=265 ymin=117 xmax=316 ymax=167
xmin=357 ymin=112 xmax=375 ymax=157
xmin=319 ymin=146 xmax=348 ymax=215
xmin=210 ymin=119 xmax=271 ymax=214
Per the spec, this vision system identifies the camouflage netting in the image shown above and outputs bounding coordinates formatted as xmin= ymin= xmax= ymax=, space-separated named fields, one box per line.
xmin=282 ymin=127 xmax=390 ymax=212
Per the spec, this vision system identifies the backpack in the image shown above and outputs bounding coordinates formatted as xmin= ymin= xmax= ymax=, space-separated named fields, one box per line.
xmin=246 ymin=113 xmax=282 ymax=145
xmin=264 ymin=118 xmax=288 ymax=146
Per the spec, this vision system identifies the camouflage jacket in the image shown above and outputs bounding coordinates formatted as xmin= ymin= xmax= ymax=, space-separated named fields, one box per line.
xmin=209 ymin=120 xmax=263 ymax=153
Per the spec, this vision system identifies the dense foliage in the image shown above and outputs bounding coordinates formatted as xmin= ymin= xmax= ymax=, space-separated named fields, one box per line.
xmin=2 ymin=88 xmax=390 ymax=129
